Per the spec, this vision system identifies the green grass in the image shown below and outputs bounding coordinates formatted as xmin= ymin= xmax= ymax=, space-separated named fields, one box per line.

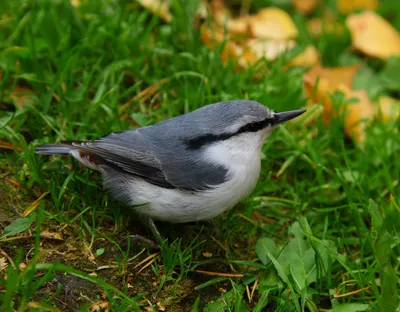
xmin=1 ymin=0 xmax=400 ymax=311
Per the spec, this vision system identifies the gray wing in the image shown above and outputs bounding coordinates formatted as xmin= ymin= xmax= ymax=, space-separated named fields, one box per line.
xmin=69 ymin=131 xmax=176 ymax=189
xmin=69 ymin=126 xmax=228 ymax=191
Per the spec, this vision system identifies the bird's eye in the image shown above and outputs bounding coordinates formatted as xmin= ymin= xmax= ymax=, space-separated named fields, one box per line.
xmin=247 ymin=122 xmax=258 ymax=132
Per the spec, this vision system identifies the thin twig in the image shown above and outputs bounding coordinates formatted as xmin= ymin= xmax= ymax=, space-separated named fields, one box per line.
xmin=334 ymin=286 xmax=370 ymax=298
xmin=245 ymin=284 xmax=251 ymax=301
xmin=133 ymin=252 xmax=159 ymax=270
xmin=250 ymin=278 xmax=259 ymax=302
xmin=137 ymin=258 xmax=155 ymax=274
xmin=193 ymin=269 xmax=244 ymax=278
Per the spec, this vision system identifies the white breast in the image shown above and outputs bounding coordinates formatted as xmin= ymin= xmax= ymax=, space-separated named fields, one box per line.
xmin=106 ymin=130 xmax=269 ymax=223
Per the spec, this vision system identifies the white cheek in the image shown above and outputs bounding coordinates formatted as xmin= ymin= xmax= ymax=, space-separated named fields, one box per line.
xmin=202 ymin=128 xmax=271 ymax=165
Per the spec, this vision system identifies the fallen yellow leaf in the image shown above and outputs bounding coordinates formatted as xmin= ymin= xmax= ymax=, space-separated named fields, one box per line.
xmin=346 ymin=11 xmax=400 ymax=59
xmin=375 ymin=96 xmax=400 ymax=121
xmin=138 ymin=0 xmax=172 ymax=23
xmin=286 ymin=45 xmax=320 ymax=68
xmin=200 ymin=25 xmax=242 ymax=63
xmin=337 ymin=86 xmax=374 ymax=144
xmin=247 ymin=38 xmax=296 ymax=61
xmin=337 ymin=0 xmax=378 ymax=14
xmin=304 ymin=64 xmax=360 ymax=89
xmin=210 ymin=0 xmax=250 ymax=35
xmin=70 ymin=0 xmax=80 ymax=7
xmin=304 ymin=65 xmax=373 ymax=143
xmin=293 ymin=0 xmax=320 ymax=14
xmin=249 ymin=8 xmax=298 ymax=40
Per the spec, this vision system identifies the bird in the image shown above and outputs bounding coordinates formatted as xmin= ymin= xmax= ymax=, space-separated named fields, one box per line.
xmin=35 ymin=100 xmax=305 ymax=243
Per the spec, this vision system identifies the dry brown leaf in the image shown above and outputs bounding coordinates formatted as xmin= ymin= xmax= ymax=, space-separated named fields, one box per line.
xmin=209 ymin=0 xmax=250 ymax=35
xmin=346 ymin=11 xmax=400 ymax=59
xmin=337 ymin=0 xmax=378 ymax=14
xmin=308 ymin=17 xmax=344 ymax=37
xmin=200 ymin=26 xmax=242 ymax=63
xmin=293 ymin=0 xmax=320 ymax=14
xmin=305 ymin=64 xmax=360 ymax=89
xmin=138 ymin=0 xmax=172 ymax=23
xmin=249 ymin=8 xmax=298 ymax=40
xmin=286 ymin=45 xmax=320 ymax=68
xmin=337 ymin=86 xmax=374 ymax=143
xmin=156 ymin=301 xmax=166 ymax=311
xmin=10 ymin=86 xmax=35 ymax=109
xmin=0 ymin=141 xmax=23 ymax=152
xmin=89 ymin=301 xmax=109 ymax=312
xmin=375 ymin=96 xmax=400 ymax=121
xmin=210 ymin=0 xmax=231 ymax=25
xmin=202 ymin=251 xmax=213 ymax=258
xmin=40 ymin=231 xmax=64 ymax=241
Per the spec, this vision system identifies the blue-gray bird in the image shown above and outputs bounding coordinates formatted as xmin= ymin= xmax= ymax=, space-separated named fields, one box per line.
xmin=36 ymin=100 xmax=305 ymax=242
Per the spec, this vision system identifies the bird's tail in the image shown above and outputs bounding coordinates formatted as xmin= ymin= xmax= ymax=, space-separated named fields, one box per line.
xmin=35 ymin=141 xmax=82 ymax=155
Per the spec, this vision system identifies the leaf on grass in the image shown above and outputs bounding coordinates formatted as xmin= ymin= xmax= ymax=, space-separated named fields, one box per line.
xmin=201 ymin=5 xmax=300 ymax=70
xmin=293 ymin=0 xmax=320 ymax=14
xmin=138 ymin=0 xmax=172 ymax=23
xmin=277 ymin=222 xmax=331 ymax=287
xmin=40 ymin=231 xmax=64 ymax=241
xmin=249 ymin=8 xmax=298 ymax=40
xmin=255 ymin=237 xmax=276 ymax=265
xmin=336 ymin=86 xmax=374 ymax=144
xmin=331 ymin=303 xmax=369 ymax=312
xmin=375 ymin=96 xmax=400 ymax=121
xmin=288 ymin=252 xmax=307 ymax=291
xmin=367 ymin=199 xmax=383 ymax=232
xmin=70 ymin=0 xmax=80 ymax=7
xmin=304 ymin=64 xmax=374 ymax=143
xmin=0 ymin=213 xmax=36 ymax=240
xmin=346 ymin=11 xmax=400 ymax=59
xmin=286 ymin=45 xmax=320 ymax=68
xmin=246 ymin=38 xmax=296 ymax=61
xmin=23 ymin=191 xmax=50 ymax=217
xmin=304 ymin=64 xmax=360 ymax=90
xmin=200 ymin=25 xmax=243 ymax=64
xmin=337 ymin=0 xmax=378 ymax=14
xmin=380 ymin=263 xmax=399 ymax=310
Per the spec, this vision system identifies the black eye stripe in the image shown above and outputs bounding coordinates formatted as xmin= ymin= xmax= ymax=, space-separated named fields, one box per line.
xmin=184 ymin=118 xmax=273 ymax=150
xmin=237 ymin=118 xmax=272 ymax=134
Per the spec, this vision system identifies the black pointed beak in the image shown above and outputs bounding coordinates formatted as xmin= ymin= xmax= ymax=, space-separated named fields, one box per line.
xmin=272 ymin=109 xmax=306 ymax=125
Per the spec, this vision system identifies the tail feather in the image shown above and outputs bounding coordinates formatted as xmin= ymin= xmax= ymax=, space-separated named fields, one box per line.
xmin=35 ymin=141 xmax=81 ymax=155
